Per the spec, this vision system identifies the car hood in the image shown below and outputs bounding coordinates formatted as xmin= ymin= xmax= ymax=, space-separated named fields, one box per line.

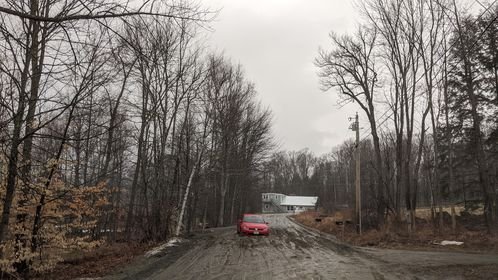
xmin=242 ymin=222 xmax=268 ymax=229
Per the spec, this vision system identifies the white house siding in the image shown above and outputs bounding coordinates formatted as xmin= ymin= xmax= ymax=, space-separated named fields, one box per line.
xmin=261 ymin=193 xmax=318 ymax=213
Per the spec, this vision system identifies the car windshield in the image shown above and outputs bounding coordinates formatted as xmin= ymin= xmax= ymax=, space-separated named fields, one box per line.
xmin=243 ymin=215 xmax=265 ymax=224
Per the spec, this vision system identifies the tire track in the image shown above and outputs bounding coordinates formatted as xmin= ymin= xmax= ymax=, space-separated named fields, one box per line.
xmin=135 ymin=214 xmax=498 ymax=280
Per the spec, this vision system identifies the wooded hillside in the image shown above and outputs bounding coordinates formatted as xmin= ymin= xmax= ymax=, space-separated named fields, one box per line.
xmin=262 ymin=0 xmax=497 ymax=237
xmin=0 ymin=0 xmax=273 ymax=275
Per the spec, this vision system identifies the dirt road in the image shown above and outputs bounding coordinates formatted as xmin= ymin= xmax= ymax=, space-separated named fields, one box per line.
xmin=106 ymin=214 xmax=498 ymax=280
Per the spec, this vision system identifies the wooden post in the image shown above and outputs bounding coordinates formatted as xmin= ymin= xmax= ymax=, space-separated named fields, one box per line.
xmin=354 ymin=113 xmax=361 ymax=235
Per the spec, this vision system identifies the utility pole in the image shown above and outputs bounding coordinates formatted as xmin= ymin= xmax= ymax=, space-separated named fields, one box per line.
xmin=349 ymin=112 xmax=361 ymax=234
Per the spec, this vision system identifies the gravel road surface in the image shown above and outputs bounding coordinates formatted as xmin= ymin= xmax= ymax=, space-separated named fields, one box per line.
xmin=106 ymin=214 xmax=498 ymax=280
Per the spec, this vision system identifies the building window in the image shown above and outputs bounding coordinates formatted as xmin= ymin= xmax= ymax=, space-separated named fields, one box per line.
xmin=265 ymin=204 xmax=269 ymax=209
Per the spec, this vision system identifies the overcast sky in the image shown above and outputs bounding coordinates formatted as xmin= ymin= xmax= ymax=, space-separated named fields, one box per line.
xmin=203 ymin=0 xmax=363 ymax=155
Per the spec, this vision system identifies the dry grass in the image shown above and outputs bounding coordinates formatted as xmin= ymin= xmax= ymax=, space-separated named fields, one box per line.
xmin=293 ymin=210 xmax=498 ymax=253
xmin=414 ymin=205 xmax=482 ymax=220
xmin=32 ymin=242 xmax=157 ymax=280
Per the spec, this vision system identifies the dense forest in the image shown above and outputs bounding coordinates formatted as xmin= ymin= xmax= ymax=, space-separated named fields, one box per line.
xmin=272 ymin=0 xmax=498 ymax=233
xmin=0 ymin=0 xmax=497 ymax=277
xmin=0 ymin=0 xmax=273 ymax=275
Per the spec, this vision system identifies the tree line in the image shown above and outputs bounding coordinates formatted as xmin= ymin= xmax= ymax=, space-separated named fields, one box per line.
xmin=259 ymin=0 xmax=497 ymax=236
xmin=0 ymin=0 xmax=273 ymax=275
xmin=309 ymin=0 xmax=497 ymax=232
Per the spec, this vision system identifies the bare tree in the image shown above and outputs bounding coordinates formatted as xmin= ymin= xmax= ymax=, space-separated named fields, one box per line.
xmin=316 ymin=26 xmax=386 ymax=225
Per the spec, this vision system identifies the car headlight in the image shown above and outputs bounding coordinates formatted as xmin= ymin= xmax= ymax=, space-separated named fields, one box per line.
xmin=243 ymin=226 xmax=249 ymax=230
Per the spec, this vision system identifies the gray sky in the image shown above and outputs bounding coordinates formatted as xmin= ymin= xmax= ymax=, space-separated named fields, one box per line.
xmin=204 ymin=0 xmax=361 ymax=155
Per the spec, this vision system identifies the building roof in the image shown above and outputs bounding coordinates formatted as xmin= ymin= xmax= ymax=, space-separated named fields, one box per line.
xmin=280 ymin=196 xmax=318 ymax=207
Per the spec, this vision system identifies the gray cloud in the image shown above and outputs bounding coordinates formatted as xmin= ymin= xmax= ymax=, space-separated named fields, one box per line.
xmin=204 ymin=0 xmax=360 ymax=154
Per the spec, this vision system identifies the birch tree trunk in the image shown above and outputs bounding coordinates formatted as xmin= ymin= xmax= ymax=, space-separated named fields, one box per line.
xmin=175 ymin=150 xmax=203 ymax=236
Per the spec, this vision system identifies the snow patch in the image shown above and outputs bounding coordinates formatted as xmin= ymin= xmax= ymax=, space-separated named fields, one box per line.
xmin=145 ymin=238 xmax=183 ymax=258
xmin=440 ymin=240 xmax=464 ymax=246
xmin=433 ymin=240 xmax=464 ymax=246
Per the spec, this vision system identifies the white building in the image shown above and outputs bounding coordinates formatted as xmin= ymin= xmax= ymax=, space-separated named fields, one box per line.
xmin=261 ymin=193 xmax=318 ymax=213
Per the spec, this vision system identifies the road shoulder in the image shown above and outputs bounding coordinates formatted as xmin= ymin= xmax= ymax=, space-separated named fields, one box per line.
xmin=102 ymin=227 xmax=232 ymax=280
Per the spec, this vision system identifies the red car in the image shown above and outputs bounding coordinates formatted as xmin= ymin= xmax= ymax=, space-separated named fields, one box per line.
xmin=237 ymin=214 xmax=270 ymax=235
